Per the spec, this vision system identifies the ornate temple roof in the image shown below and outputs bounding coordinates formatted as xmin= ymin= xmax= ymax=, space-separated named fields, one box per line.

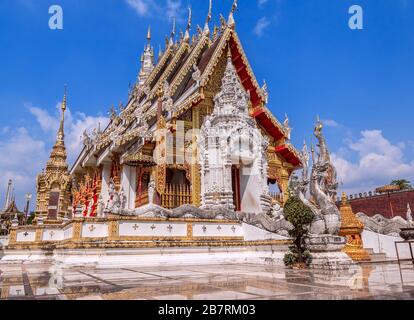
xmin=0 ymin=199 xmax=23 ymax=216
xmin=71 ymin=1 xmax=301 ymax=174
xmin=44 ymin=87 xmax=69 ymax=174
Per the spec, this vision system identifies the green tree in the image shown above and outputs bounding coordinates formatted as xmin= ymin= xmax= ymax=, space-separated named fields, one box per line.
xmin=391 ymin=179 xmax=412 ymax=190
xmin=26 ymin=213 xmax=35 ymax=225
xmin=283 ymin=197 xmax=314 ymax=267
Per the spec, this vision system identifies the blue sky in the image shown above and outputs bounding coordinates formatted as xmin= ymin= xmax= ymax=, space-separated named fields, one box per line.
xmin=0 ymin=0 xmax=413 ymax=209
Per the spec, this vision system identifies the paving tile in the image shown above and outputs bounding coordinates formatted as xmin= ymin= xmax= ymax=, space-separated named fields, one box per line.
xmin=1 ymin=262 xmax=414 ymax=300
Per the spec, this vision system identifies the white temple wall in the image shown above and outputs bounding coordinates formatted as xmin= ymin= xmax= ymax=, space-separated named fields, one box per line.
xmin=129 ymin=168 xmax=137 ymax=209
xmin=362 ymin=230 xmax=412 ymax=259
xmin=240 ymin=173 xmax=262 ymax=214
xmin=121 ymin=165 xmax=137 ymax=210
xmin=101 ymin=163 xmax=111 ymax=204
xmin=0 ymin=236 xmax=9 ymax=247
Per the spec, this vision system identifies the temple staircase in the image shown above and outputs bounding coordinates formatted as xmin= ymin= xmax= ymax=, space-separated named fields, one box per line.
xmin=365 ymin=248 xmax=388 ymax=262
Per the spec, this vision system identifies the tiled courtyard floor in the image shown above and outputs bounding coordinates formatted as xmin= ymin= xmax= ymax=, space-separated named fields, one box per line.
xmin=0 ymin=262 xmax=414 ymax=300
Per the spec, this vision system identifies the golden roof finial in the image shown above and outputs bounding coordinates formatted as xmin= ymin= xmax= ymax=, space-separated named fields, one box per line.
xmin=62 ymin=84 xmax=67 ymax=112
xmin=184 ymin=7 xmax=192 ymax=42
xmin=57 ymin=85 xmax=67 ymax=142
xmin=315 ymin=115 xmax=323 ymax=135
xmin=187 ymin=7 xmax=192 ymax=32
xmin=158 ymin=44 xmax=163 ymax=59
xmin=231 ymin=0 xmax=238 ymax=14
xmin=147 ymin=25 xmax=151 ymax=42
xmin=311 ymin=143 xmax=315 ymax=162
xmin=205 ymin=0 xmax=212 ymax=26
xmin=228 ymin=0 xmax=238 ymax=28
xmin=341 ymin=192 xmax=348 ymax=206
xmin=171 ymin=17 xmax=176 ymax=39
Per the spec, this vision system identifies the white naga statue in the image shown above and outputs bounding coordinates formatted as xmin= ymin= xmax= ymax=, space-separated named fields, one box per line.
xmin=148 ymin=178 xmax=156 ymax=205
xmin=105 ymin=178 xmax=127 ymax=215
xmin=289 ymin=119 xmax=341 ymax=235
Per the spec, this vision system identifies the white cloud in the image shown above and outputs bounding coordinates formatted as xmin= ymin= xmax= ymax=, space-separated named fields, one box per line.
xmin=0 ymin=103 xmax=108 ymax=210
xmin=0 ymin=127 xmax=48 ymax=211
xmin=28 ymin=103 xmax=60 ymax=133
xmin=332 ymin=130 xmax=414 ymax=194
xmin=166 ymin=0 xmax=183 ymax=20
xmin=65 ymin=112 xmax=109 ymax=164
xmin=125 ymin=0 xmax=150 ymax=16
xmin=29 ymin=105 xmax=109 ymax=165
xmin=125 ymin=0 xmax=185 ymax=22
xmin=258 ymin=0 xmax=269 ymax=8
xmin=322 ymin=119 xmax=343 ymax=128
xmin=254 ymin=17 xmax=271 ymax=36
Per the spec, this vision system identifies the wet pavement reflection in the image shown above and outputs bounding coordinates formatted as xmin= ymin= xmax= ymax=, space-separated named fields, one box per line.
xmin=0 ymin=262 xmax=413 ymax=300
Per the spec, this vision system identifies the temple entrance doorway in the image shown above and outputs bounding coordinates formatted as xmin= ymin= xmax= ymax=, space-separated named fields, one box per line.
xmin=135 ymin=167 xmax=151 ymax=208
xmin=231 ymin=165 xmax=241 ymax=211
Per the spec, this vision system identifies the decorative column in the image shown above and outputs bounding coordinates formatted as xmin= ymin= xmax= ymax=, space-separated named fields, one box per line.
xmin=101 ymin=163 xmax=111 ymax=205
xmin=191 ymin=107 xmax=201 ymax=206
xmin=121 ymin=165 xmax=137 ymax=210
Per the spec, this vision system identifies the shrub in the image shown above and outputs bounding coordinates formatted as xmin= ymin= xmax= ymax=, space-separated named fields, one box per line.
xmin=283 ymin=197 xmax=314 ymax=267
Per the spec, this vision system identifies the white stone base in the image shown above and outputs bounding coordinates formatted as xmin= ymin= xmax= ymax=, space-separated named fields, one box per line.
xmin=305 ymin=235 xmax=356 ymax=270
xmin=309 ymin=251 xmax=356 ymax=271
xmin=362 ymin=229 xmax=409 ymax=259
xmin=0 ymin=236 xmax=8 ymax=259
xmin=242 ymin=223 xmax=289 ymax=241
xmin=1 ymin=248 xmax=54 ymax=264
xmin=52 ymin=244 xmax=289 ymax=269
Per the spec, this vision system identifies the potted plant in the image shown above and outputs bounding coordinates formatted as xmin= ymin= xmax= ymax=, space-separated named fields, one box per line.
xmin=283 ymin=196 xmax=314 ymax=268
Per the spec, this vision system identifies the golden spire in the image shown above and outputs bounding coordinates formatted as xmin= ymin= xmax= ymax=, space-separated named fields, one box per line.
xmin=57 ymin=85 xmax=67 ymax=142
xmin=169 ymin=17 xmax=176 ymax=46
xmin=231 ymin=0 xmax=238 ymax=13
xmin=147 ymin=25 xmax=151 ymax=42
xmin=184 ymin=7 xmax=192 ymax=43
xmin=44 ymin=86 xmax=69 ymax=175
xmin=228 ymin=0 xmax=238 ymax=28
xmin=186 ymin=7 xmax=192 ymax=32
xmin=158 ymin=44 xmax=163 ymax=59
xmin=314 ymin=115 xmax=323 ymax=136
xmin=341 ymin=192 xmax=348 ymax=206
xmin=62 ymin=85 xmax=67 ymax=112
xmin=204 ymin=0 xmax=212 ymax=33
xmin=311 ymin=143 xmax=315 ymax=163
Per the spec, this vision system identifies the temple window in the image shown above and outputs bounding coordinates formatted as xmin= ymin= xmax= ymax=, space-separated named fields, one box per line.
xmin=159 ymin=168 xmax=191 ymax=209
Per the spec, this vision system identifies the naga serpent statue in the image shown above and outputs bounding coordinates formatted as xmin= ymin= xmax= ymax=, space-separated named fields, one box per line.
xmin=290 ymin=119 xmax=341 ymax=235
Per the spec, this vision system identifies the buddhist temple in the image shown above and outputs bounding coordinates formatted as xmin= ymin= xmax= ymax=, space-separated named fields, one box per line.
xmin=3 ymin=1 xmax=362 ymax=273
xmin=70 ymin=1 xmax=301 ymax=218
xmin=0 ymin=197 xmax=24 ymax=236
xmin=339 ymin=192 xmax=370 ymax=262
xmin=34 ymin=87 xmax=72 ymax=224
